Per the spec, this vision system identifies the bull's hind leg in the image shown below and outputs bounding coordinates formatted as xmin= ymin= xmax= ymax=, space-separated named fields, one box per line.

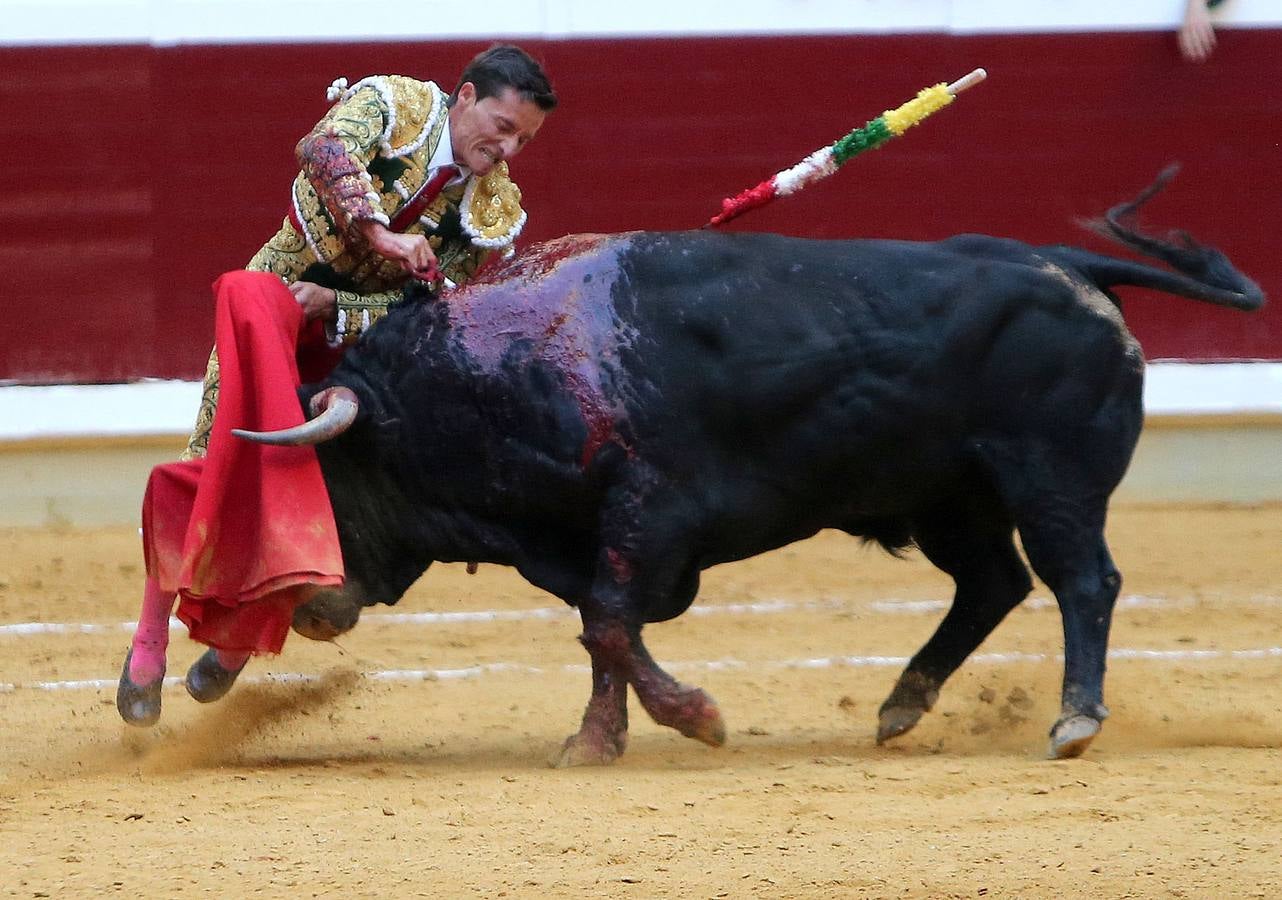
xmin=1020 ymin=514 xmax=1120 ymax=759
xmin=981 ymin=441 xmax=1124 ymax=759
xmin=877 ymin=493 xmax=1033 ymax=744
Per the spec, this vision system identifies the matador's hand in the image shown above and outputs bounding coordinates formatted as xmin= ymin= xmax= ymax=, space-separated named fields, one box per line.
xmin=1178 ymin=0 xmax=1217 ymax=62
xmin=358 ymin=220 xmax=441 ymax=280
xmin=289 ymin=281 xmax=337 ymax=322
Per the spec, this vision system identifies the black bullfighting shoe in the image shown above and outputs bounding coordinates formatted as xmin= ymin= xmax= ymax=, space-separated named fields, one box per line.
xmin=184 ymin=649 xmax=247 ymax=703
xmin=116 ymin=648 xmax=163 ymax=727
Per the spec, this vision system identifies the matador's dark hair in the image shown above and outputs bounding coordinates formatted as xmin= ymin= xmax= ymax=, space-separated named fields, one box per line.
xmin=448 ymin=44 xmax=557 ymax=111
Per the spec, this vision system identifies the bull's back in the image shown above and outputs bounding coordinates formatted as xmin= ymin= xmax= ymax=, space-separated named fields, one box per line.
xmin=450 ymin=231 xmax=1139 ymax=484
xmin=420 ymin=230 xmax=1139 ymax=465
xmin=621 ymin=229 xmax=1138 ymax=403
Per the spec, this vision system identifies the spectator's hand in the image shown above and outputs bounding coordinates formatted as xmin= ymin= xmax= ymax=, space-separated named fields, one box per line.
xmin=289 ymin=281 xmax=337 ymax=322
xmin=358 ymin=220 xmax=440 ymax=280
xmin=1179 ymin=0 xmax=1217 ymax=62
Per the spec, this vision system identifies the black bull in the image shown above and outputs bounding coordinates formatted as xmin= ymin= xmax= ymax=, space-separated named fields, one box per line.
xmin=243 ymin=172 xmax=1263 ymax=764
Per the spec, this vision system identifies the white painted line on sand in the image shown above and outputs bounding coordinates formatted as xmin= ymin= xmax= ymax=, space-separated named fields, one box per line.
xmin=5 ymin=645 xmax=1282 ymax=694
xmin=0 ymin=593 xmax=1263 ymax=639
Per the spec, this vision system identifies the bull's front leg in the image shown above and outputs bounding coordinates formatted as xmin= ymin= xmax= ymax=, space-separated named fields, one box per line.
xmin=554 ymin=621 xmax=630 ymax=768
xmin=626 ymin=627 xmax=726 ymax=747
xmin=556 ymin=609 xmax=726 ymax=768
xmin=556 ymin=484 xmax=725 ymax=766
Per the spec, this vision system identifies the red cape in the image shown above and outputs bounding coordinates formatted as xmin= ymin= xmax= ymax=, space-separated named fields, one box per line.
xmin=143 ymin=271 xmax=346 ymax=653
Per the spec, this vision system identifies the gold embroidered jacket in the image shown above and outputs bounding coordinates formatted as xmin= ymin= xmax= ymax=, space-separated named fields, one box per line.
xmin=252 ymin=74 xmax=527 ymax=343
xmin=182 ymin=74 xmax=527 ymax=460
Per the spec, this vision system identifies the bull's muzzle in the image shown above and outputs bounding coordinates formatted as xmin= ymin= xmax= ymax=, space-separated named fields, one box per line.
xmin=292 ymin=589 xmax=363 ymax=641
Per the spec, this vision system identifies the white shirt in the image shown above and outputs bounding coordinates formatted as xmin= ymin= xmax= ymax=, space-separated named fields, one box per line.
xmin=429 ymin=117 xmax=470 ymax=187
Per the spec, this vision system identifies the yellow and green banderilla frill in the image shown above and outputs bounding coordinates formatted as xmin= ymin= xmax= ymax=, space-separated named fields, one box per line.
xmin=709 ymin=68 xmax=987 ymax=227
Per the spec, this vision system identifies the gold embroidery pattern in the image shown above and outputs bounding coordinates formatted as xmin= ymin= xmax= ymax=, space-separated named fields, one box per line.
xmin=460 ymin=162 xmax=525 ymax=247
xmin=441 ymin=244 xmax=488 ymax=286
xmin=384 ymin=99 xmax=447 ymax=202
xmin=334 ymin=290 xmax=398 ymax=344
xmin=324 ymin=87 xmax=385 ymax=150
xmin=182 ymin=347 xmax=220 ymax=460
xmin=292 ymin=173 xmax=347 ymax=263
xmin=305 ymin=87 xmax=389 ymax=236
xmin=385 ymin=77 xmax=444 ymax=154
xmin=294 ymin=78 xmax=449 ymax=263
xmin=248 ymin=220 xmax=317 ymax=281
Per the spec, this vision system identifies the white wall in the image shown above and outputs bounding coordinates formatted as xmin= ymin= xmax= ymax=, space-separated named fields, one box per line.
xmin=0 ymin=0 xmax=1276 ymax=46
xmin=0 ymin=363 xmax=1278 ymax=443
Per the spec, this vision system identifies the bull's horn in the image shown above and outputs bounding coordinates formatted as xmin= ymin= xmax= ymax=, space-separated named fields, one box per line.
xmin=231 ymin=386 xmax=359 ymax=446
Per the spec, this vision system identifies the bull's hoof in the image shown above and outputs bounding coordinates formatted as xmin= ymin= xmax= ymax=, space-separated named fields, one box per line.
xmin=116 ymin=649 xmax=163 ymax=727
xmin=638 ymin=686 xmax=727 ymax=748
xmin=184 ymin=649 xmax=246 ymax=704
xmin=1048 ymin=714 xmax=1101 ymax=759
xmin=876 ymin=672 xmax=939 ymax=745
xmin=551 ymin=730 xmax=627 ymax=768
xmin=680 ymin=706 xmax=727 ymax=748
xmin=876 ymin=704 xmax=926 ymax=745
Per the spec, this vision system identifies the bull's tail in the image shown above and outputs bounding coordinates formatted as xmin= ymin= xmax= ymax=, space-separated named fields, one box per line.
xmin=1049 ymin=164 xmax=1265 ymax=311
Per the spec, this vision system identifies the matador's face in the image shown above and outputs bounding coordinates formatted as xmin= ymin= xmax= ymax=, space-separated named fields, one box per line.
xmin=449 ymin=83 xmax=546 ymax=177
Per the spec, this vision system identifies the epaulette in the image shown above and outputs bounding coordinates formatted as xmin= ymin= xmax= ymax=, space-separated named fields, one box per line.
xmin=460 ymin=161 xmax=527 ymax=249
xmin=324 ymin=75 xmax=447 ymax=159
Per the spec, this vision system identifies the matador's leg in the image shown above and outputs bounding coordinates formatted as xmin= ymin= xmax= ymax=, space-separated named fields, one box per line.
xmin=116 ymin=576 xmax=175 ymax=726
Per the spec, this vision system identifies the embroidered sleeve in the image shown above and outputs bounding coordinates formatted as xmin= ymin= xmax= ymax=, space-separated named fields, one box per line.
xmin=332 ymin=288 xmax=403 ymax=345
xmin=296 ymin=85 xmax=393 ymax=240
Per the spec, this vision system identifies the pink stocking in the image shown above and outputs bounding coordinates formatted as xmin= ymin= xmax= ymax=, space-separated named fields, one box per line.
xmin=128 ymin=576 xmax=174 ymax=684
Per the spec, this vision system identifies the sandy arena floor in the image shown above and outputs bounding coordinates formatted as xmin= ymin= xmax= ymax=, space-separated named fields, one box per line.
xmin=0 ymin=503 xmax=1279 ymax=897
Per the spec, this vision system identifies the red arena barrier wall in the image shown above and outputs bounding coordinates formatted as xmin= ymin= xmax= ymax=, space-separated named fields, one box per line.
xmin=2 ymin=30 xmax=1278 ymax=382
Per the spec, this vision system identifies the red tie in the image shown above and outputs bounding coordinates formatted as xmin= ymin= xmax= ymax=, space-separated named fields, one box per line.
xmin=390 ymin=164 xmax=459 ymax=232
